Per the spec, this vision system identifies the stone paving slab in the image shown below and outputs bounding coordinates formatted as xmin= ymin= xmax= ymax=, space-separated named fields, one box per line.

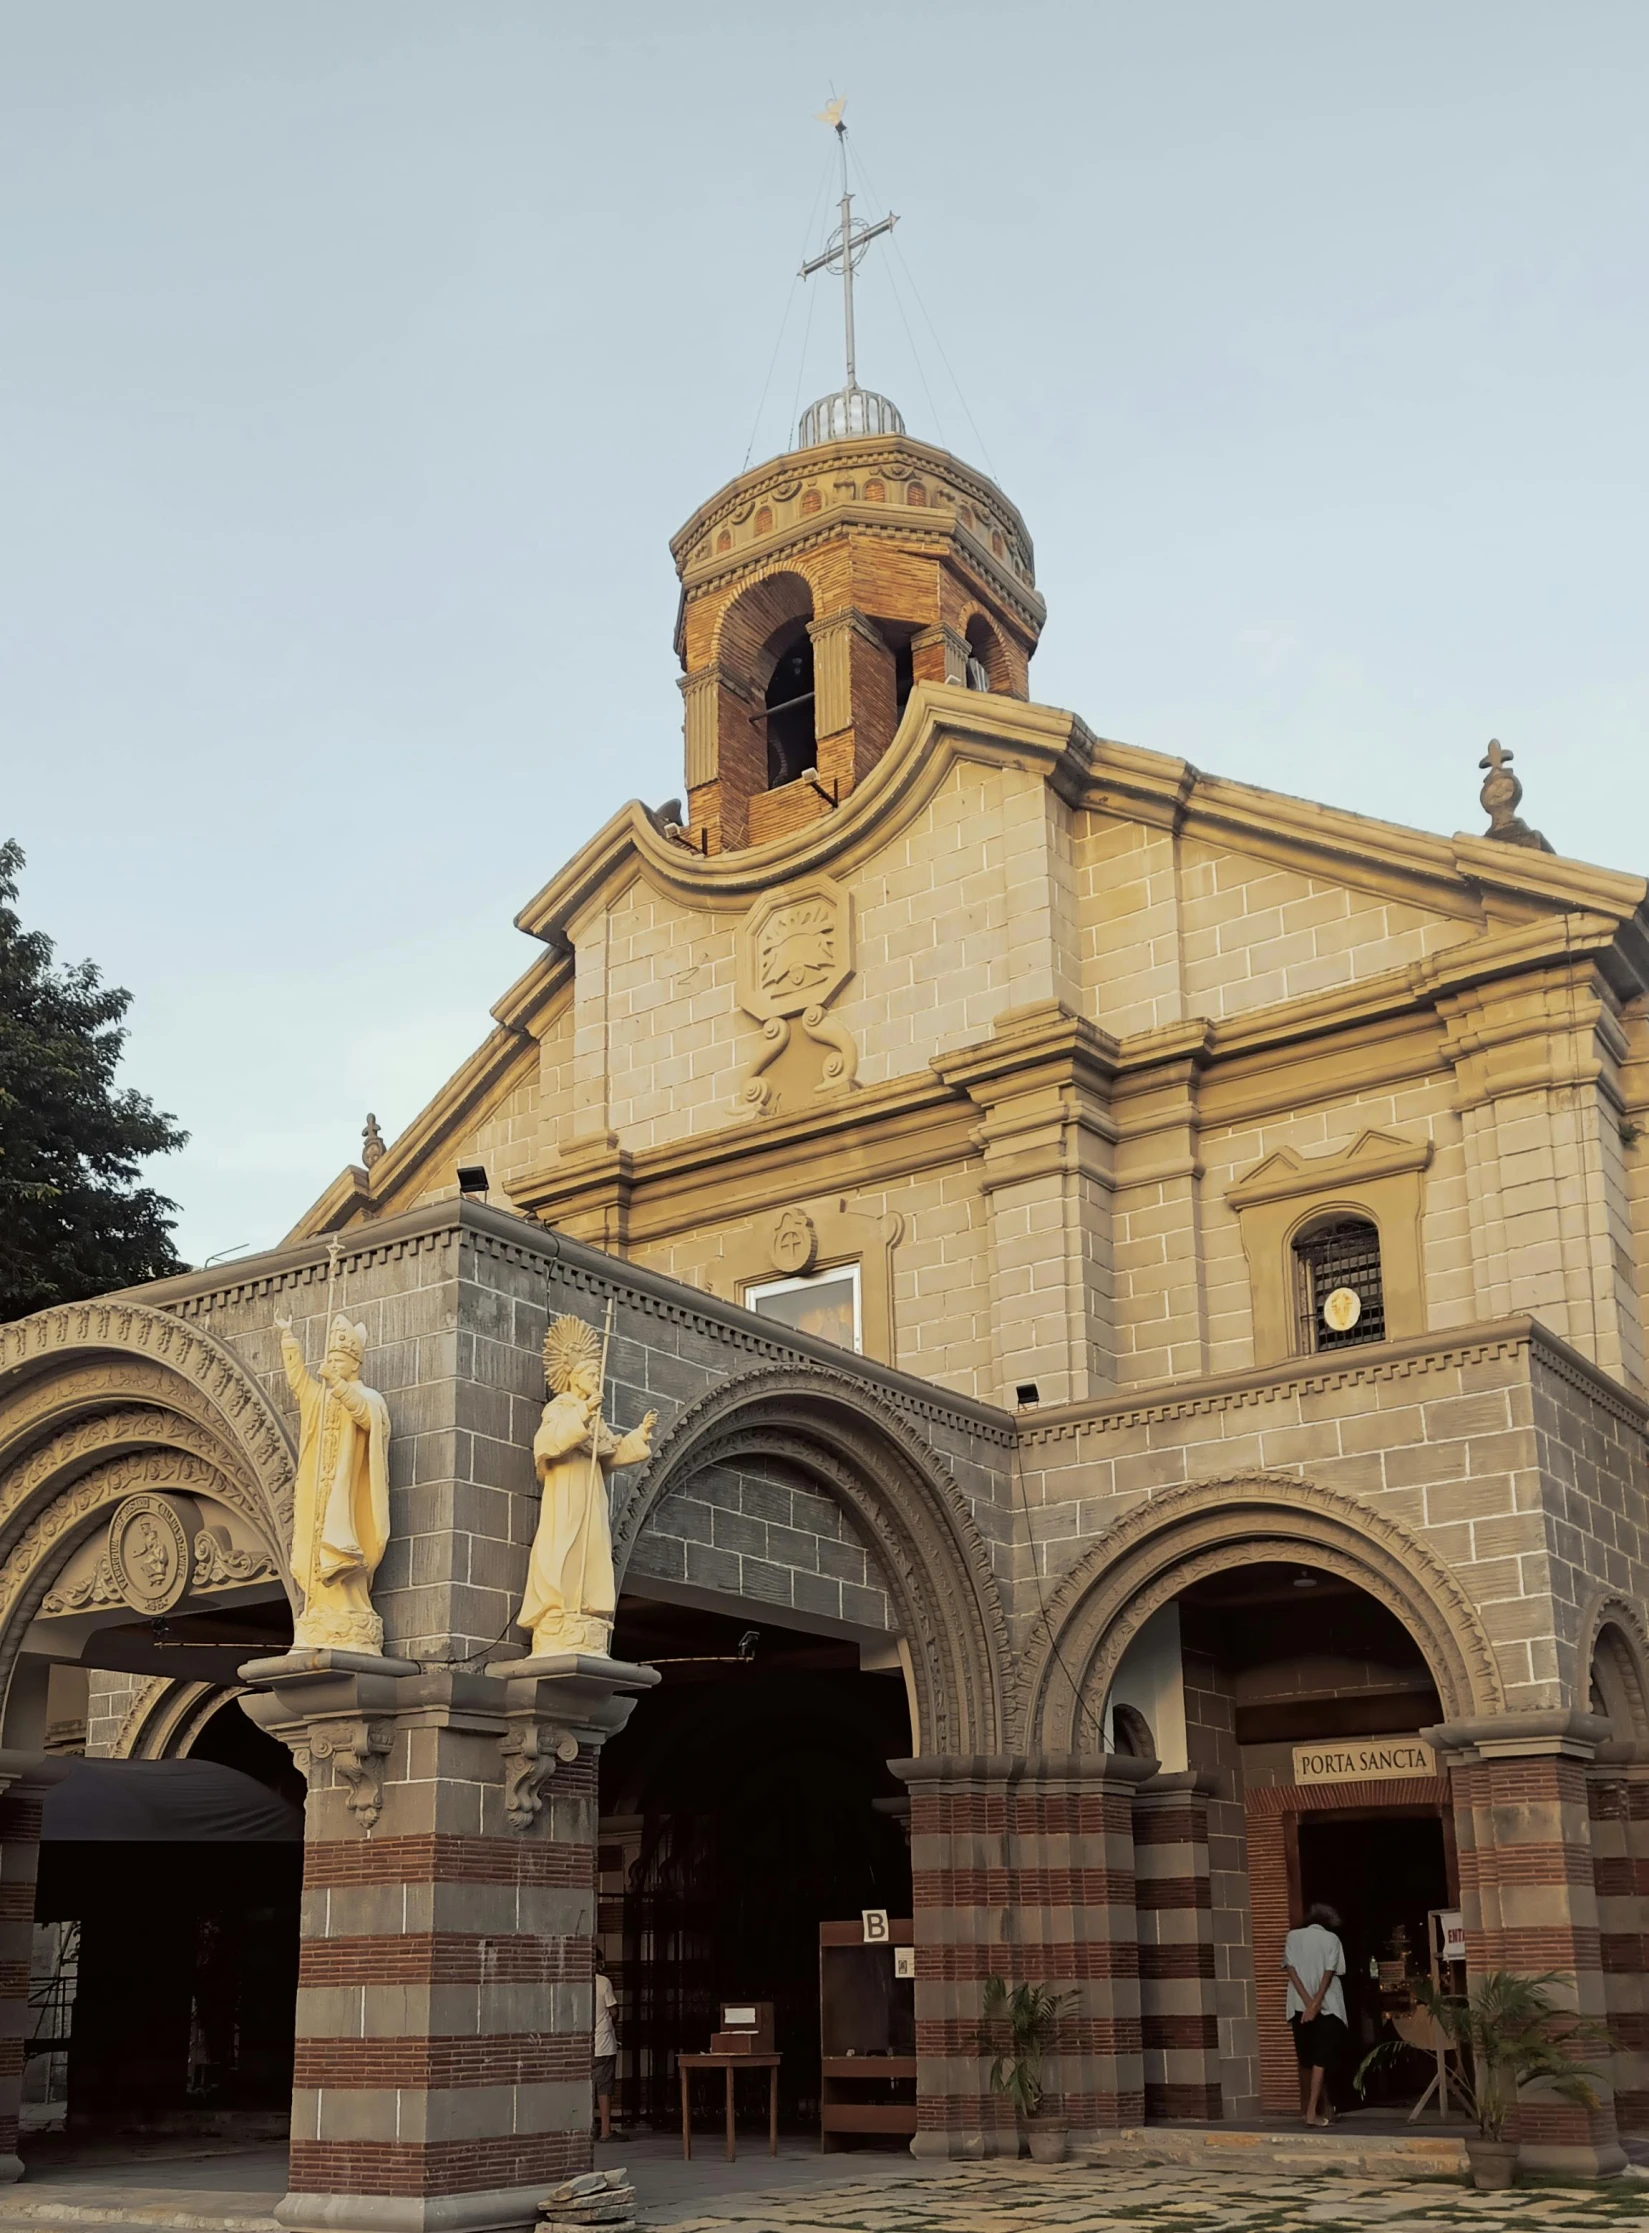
xmin=651 ymin=2163 xmax=1649 ymax=2233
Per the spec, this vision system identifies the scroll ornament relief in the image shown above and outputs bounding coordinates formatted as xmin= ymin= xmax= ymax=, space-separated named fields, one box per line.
xmin=734 ymin=875 xmax=859 ymax=1117
xmin=275 ymin=1311 xmax=392 ymax=1654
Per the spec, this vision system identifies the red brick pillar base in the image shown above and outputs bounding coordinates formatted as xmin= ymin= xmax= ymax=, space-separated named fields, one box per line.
xmin=1589 ymin=1743 xmax=1649 ymax=2136
xmin=1436 ymin=1713 xmax=1624 ymax=2178
xmin=1133 ymin=1772 xmax=1221 ymax=2120
xmin=243 ymin=1651 xmax=655 ymax=2233
xmin=892 ymin=1753 xmax=1154 ymax=2158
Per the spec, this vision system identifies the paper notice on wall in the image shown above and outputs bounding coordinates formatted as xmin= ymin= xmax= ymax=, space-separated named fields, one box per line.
xmin=1291 ymin=1735 xmax=1437 ymax=1785
xmin=1440 ymin=1911 xmax=1466 ymax=1961
xmin=894 ymin=1946 xmax=916 ymax=1979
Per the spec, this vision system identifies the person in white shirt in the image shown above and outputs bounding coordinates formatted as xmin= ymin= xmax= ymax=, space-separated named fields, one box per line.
xmin=592 ymin=1947 xmax=619 ymax=2141
xmin=1282 ymin=1902 xmax=1348 ymax=2126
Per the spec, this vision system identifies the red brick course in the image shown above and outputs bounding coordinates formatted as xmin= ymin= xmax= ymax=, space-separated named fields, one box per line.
xmin=302 ymin=1833 xmax=592 ymax=1891
xmin=288 ymin=2133 xmax=586 ymax=2199
xmin=293 ymin=2033 xmax=590 ymax=2090
xmin=299 ymin=1933 xmax=586 ymax=1987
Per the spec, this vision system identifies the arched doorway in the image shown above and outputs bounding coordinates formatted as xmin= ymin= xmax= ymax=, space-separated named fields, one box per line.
xmin=603 ymin=1366 xmax=1005 ymax=2139
xmin=1024 ymin=1475 xmax=1502 ymax=2121
xmin=0 ymin=1304 xmax=299 ymax=2165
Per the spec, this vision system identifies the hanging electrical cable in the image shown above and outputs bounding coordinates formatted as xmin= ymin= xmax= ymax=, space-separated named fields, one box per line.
xmin=741 ymin=143 xmax=838 ymax=469
xmin=846 ymin=137 xmax=1002 ymax=483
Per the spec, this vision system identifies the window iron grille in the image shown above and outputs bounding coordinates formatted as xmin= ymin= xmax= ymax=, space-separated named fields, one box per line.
xmin=1293 ymin=1217 xmax=1385 ymax=1353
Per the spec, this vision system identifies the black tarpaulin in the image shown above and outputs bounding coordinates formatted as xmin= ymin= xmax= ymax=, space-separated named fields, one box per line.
xmin=41 ymin=1758 xmax=302 ymax=1842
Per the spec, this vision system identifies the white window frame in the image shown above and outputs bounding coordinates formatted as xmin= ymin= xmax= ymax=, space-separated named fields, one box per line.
xmin=742 ymin=1261 xmax=863 ymax=1353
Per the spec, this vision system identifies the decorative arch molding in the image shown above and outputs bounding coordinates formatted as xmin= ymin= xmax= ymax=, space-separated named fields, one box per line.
xmin=0 ymin=1404 xmax=282 ymax=1567
xmin=112 ymin=1677 xmax=248 ymax=1762
xmin=0 ymin=1302 xmax=295 ymax=1538
xmin=1019 ymin=1473 xmax=1504 ymax=1750
xmin=614 ymin=1364 xmax=1008 ymax=1757
xmin=0 ymin=1453 xmax=264 ymax=1698
xmin=1579 ymin=1592 xmax=1649 ymax=1742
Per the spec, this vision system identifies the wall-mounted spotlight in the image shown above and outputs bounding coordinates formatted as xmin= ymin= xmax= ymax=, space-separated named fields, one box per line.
xmin=456 ymin=1164 xmax=490 ymax=1199
xmin=1015 ymin=1382 xmax=1040 ymax=1407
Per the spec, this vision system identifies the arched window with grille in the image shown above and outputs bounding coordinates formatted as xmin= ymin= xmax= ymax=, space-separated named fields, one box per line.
xmin=1292 ymin=1214 xmax=1385 ymax=1353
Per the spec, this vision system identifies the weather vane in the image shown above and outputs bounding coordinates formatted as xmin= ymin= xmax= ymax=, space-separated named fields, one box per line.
xmin=801 ymin=99 xmax=897 ymax=398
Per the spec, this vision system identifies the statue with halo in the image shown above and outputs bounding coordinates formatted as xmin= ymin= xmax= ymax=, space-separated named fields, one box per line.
xmin=519 ymin=1309 xmax=657 ymax=1658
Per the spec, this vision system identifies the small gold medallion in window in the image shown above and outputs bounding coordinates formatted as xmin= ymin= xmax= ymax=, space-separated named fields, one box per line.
xmin=1321 ymin=1286 xmax=1362 ymax=1335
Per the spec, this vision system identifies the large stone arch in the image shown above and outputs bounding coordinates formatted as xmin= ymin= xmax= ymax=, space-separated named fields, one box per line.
xmin=613 ymin=1363 xmax=1008 ymax=1757
xmin=0 ymin=1303 xmax=295 ymax=1711
xmin=1020 ymin=1472 xmax=1504 ymax=1750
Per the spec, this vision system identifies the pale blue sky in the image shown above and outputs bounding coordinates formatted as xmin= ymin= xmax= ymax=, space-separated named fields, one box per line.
xmin=6 ymin=2 xmax=1646 ymax=1265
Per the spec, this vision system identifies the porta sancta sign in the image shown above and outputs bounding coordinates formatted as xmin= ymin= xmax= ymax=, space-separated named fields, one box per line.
xmin=1292 ymin=1735 xmax=1438 ymax=1786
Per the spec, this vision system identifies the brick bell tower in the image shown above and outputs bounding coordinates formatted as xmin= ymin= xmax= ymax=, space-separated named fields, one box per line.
xmin=669 ymin=122 xmax=1046 ymax=854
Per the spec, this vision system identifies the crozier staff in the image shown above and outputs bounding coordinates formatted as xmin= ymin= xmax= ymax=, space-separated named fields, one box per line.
xmin=518 ymin=1310 xmax=657 ymax=1658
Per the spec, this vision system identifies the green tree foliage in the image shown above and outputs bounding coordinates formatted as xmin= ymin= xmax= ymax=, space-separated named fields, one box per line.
xmin=0 ymin=841 xmax=187 ymax=1320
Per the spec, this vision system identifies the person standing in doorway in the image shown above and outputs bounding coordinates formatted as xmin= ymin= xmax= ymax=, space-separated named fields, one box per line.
xmin=592 ymin=1947 xmax=619 ymax=2141
xmin=1283 ymin=1901 xmax=1348 ymax=2127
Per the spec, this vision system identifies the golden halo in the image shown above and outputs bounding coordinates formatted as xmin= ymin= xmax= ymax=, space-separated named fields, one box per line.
xmin=543 ymin=1313 xmax=601 ymax=1393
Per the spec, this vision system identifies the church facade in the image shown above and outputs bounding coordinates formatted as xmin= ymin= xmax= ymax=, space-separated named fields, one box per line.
xmin=1 ymin=376 xmax=1646 ymax=2227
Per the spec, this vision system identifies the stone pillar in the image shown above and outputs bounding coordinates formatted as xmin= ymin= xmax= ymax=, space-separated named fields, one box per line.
xmin=809 ymin=608 xmax=897 ymax=796
xmin=1433 ymin=1712 xmax=1624 ymax=2177
xmin=1589 ymin=1743 xmax=1649 ymax=2135
xmin=679 ymin=661 xmax=759 ymax=855
xmin=242 ymin=1648 xmax=655 ymax=2233
xmin=1132 ymin=1771 xmax=1220 ymax=2120
xmin=909 ymin=623 xmax=968 ymax=689
xmin=892 ymin=1753 xmax=1153 ymax=2157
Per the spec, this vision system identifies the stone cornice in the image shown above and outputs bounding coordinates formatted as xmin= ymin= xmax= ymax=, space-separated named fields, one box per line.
xmin=1013 ymin=1313 xmax=1649 ymax=1447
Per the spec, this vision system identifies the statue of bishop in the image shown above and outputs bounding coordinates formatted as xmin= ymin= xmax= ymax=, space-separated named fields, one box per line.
xmin=519 ymin=1315 xmax=657 ymax=1658
xmin=275 ymin=1311 xmax=393 ymax=1653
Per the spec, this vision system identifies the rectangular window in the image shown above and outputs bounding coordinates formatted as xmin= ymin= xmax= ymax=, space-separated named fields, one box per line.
xmin=1293 ymin=1219 xmax=1385 ymax=1353
xmin=743 ymin=1263 xmax=862 ymax=1353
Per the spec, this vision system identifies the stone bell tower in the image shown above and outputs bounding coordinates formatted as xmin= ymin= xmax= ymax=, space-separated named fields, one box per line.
xmin=669 ymin=127 xmax=1046 ymax=854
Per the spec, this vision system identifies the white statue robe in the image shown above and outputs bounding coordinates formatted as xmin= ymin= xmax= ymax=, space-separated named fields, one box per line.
xmin=520 ymin=1394 xmax=646 ymax=1655
xmin=281 ymin=1335 xmax=392 ymax=1648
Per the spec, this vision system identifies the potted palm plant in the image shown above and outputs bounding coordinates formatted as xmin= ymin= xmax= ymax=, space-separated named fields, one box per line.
xmin=1356 ymin=1969 xmax=1602 ymax=2189
xmin=979 ymin=1977 xmax=1073 ymax=2162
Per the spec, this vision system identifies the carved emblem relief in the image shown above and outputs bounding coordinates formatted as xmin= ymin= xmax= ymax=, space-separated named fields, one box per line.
xmin=734 ymin=875 xmax=859 ymax=1117
xmin=769 ymin=1208 xmax=818 ymax=1275
xmin=41 ymin=1493 xmax=279 ymax=1619
xmin=106 ymin=1494 xmax=193 ymax=1617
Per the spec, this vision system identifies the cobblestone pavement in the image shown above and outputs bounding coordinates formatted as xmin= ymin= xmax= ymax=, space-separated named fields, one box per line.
xmin=657 ymin=2163 xmax=1649 ymax=2233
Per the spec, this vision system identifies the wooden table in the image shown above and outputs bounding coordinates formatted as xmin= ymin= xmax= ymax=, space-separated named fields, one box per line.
xmin=677 ymin=2052 xmax=781 ymax=2161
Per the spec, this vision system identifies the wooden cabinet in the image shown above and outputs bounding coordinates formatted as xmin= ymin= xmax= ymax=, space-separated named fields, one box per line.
xmin=818 ymin=1919 xmax=916 ymax=2150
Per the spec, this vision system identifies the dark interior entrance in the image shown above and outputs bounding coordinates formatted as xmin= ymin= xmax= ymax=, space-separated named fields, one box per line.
xmin=602 ymin=1596 xmax=911 ymax=2134
xmin=1297 ymin=1809 xmax=1450 ymax=2104
xmin=30 ymin=1700 xmax=303 ymax=2140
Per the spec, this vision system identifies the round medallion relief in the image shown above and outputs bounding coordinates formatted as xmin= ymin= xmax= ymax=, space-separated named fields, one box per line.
xmin=106 ymin=1493 xmax=193 ymax=1617
xmin=1321 ymin=1286 xmax=1362 ymax=1334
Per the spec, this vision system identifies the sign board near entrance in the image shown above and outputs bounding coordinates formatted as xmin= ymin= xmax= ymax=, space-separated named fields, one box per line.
xmin=1292 ymin=1735 xmax=1437 ymax=1785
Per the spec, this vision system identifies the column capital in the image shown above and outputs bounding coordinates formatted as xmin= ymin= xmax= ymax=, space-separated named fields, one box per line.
xmin=1425 ymin=1709 xmax=1613 ymax=1764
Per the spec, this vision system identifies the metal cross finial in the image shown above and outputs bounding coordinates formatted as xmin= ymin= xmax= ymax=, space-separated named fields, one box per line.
xmin=1479 ymin=738 xmax=1512 ymax=777
xmin=800 ymin=102 xmax=897 ymax=396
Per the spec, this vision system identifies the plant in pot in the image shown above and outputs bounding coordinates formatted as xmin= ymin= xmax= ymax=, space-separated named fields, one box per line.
xmin=1355 ymin=1969 xmax=1602 ymax=2190
xmin=979 ymin=1977 xmax=1073 ymax=2162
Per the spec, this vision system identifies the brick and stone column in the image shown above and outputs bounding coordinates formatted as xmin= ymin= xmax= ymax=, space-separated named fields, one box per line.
xmin=243 ymin=1649 xmax=655 ymax=2233
xmin=893 ymin=1753 xmax=1153 ymax=2156
xmin=1435 ymin=1713 xmax=1625 ymax=2177
xmin=1589 ymin=1743 xmax=1649 ymax=2136
xmin=1133 ymin=1771 xmax=1220 ymax=2120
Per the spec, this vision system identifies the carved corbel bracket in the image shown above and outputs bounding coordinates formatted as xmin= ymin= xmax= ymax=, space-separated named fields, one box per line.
xmin=309 ymin=1718 xmax=396 ymax=1832
xmin=499 ymin=1720 xmax=582 ymax=1832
